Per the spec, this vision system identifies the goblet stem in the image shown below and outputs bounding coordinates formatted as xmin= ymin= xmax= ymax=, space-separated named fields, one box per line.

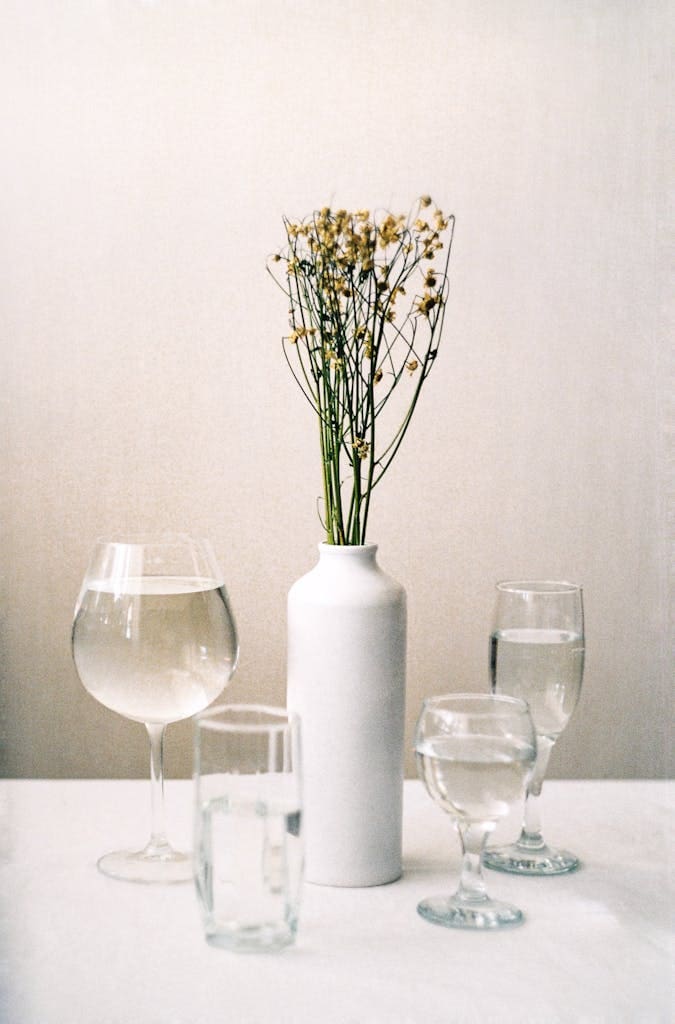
xmin=456 ymin=823 xmax=490 ymax=904
xmin=145 ymin=722 xmax=171 ymax=857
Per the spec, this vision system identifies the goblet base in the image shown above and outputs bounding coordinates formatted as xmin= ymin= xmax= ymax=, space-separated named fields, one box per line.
xmin=484 ymin=842 xmax=579 ymax=876
xmin=97 ymin=846 xmax=192 ymax=884
xmin=417 ymin=894 xmax=525 ymax=930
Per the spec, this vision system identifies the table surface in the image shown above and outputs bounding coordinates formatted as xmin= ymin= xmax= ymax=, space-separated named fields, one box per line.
xmin=1 ymin=778 xmax=673 ymax=1024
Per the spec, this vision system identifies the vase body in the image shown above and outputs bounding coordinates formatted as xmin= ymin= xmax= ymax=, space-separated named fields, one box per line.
xmin=287 ymin=543 xmax=406 ymax=886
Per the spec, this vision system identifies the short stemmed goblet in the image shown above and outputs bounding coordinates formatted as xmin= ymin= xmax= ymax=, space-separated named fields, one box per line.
xmin=415 ymin=693 xmax=537 ymax=930
xmin=484 ymin=580 xmax=585 ymax=875
xmin=72 ymin=534 xmax=239 ymax=883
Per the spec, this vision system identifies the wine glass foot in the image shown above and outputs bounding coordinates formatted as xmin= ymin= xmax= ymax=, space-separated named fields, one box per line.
xmin=417 ymin=894 xmax=525 ymax=930
xmin=483 ymin=843 xmax=579 ymax=876
xmin=97 ymin=846 xmax=192 ymax=884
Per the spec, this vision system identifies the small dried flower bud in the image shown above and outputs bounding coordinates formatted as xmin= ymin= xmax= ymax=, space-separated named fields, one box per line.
xmin=351 ymin=437 xmax=370 ymax=459
xmin=378 ymin=214 xmax=404 ymax=247
xmin=416 ymin=293 xmax=438 ymax=316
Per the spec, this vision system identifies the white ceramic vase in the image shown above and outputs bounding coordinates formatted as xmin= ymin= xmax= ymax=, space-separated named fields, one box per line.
xmin=287 ymin=542 xmax=406 ymax=887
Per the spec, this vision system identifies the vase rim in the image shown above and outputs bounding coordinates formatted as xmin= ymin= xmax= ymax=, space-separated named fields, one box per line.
xmin=318 ymin=541 xmax=378 ymax=554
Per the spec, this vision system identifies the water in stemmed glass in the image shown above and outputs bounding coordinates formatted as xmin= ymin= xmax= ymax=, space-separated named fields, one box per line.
xmin=72 ymin=534 xmax=239 ymax=883
xmin=484 ymin=580 xmax=584 ymax=875
xmin=415 ymin=693 xmax=536 ymax=930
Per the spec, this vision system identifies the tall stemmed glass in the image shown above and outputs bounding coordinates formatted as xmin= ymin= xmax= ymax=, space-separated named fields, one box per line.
xmin=415 ymin=694 xmax=537 ymax=929
xmin=484 ymin=580 xmax=584 ymax=875
xmin=72 ymin=534 xmax=239 ymax=883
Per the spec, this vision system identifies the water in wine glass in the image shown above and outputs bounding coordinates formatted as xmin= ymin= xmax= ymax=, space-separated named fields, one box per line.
xmin=416 ymin=734 xmax=534 ymax=824
xmin=73 ymin=575 xmax=237 ymax=724
xmin=489 ymin=627 xmax=584 ymax=738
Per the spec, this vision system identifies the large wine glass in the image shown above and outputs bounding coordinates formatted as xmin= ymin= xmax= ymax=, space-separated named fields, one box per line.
xmin=484 ymin=580 xmax=584 ymax=875
xmin=415 ymin=693 xmax=537 ymax=929
xmin=72 ymin=534 xmax=239 ymax=883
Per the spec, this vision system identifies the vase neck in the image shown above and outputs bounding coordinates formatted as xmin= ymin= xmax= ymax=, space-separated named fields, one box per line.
xmin=318 ymin=542 xmax=378 ymax=566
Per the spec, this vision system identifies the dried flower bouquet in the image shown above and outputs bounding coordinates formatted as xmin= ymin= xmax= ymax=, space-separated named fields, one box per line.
xmin=269 ymin=197 xmax=454 ymax=544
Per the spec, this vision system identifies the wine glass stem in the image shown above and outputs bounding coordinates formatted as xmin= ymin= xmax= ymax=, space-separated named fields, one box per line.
xmin=457 ymin=823 xmax=490 ymax=903
xmin=520 ymin=735 xmax=554 ymax=848
xmin=146 ymin=722 xmax=171 ymax=857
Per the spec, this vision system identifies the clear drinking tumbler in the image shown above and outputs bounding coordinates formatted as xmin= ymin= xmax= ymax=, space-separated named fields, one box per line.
xmin=193 ymin=704 xmax=303 ymax=952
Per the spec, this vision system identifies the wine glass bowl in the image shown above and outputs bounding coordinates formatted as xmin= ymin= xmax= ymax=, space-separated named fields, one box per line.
xmin=72 ymin=534 xmax=239 ymax=882
xmin=415 ymin=693 xmax=536 ymax=930
xmin=484 ymin=580 xmax=584 ymax=876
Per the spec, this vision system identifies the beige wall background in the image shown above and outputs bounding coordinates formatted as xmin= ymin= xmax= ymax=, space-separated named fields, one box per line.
xmin=1 ymin=0 xmax=672 ymax=781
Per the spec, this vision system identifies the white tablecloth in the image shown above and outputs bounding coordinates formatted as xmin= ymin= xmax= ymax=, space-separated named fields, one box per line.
xmin=1 ymin=778 xmax=672 ymax=1023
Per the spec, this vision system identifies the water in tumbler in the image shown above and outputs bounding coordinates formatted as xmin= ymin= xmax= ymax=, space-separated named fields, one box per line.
xmin=72 ymin=576 xmax=237 ymax=723
xmin=416 ymin=735 xmax=534 ymax=824
xmin=195 ymin=794 xmax=303 ymax=952
xmin=490 ymin=627 xmax=584 ymax=738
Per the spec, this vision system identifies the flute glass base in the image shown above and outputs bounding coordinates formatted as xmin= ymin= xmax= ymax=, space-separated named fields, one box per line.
xmin=417 ymin=894 xmax=525 ymax=930
xmin=97 ymin=845 xmax=192 ymax=884
xmin=484 ymin=842 xmax=580 ymax=876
